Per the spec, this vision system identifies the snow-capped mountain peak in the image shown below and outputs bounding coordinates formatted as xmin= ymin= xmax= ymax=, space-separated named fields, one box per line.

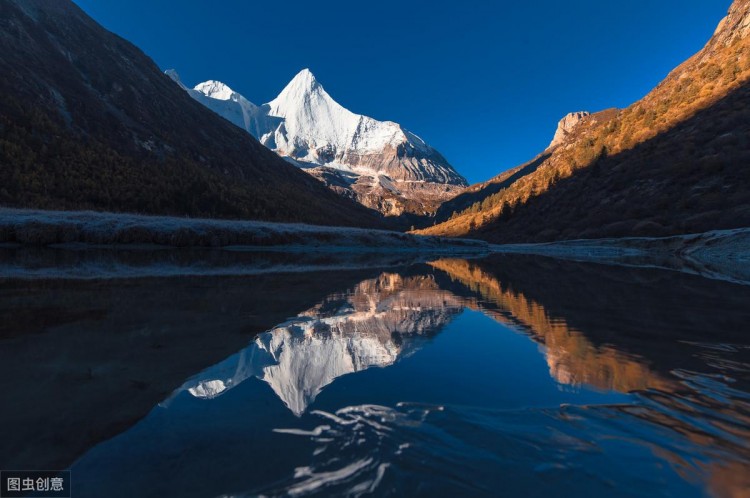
xmin=268 ymin=69 xmax=344 ymax=118
xmin=265 ymin=69 xmax=376 ymax=159
xmin=168 ymin=67 xmax=467 ymax=215
xmin=166 ymin=69 xmax=259 ymax=131
xmin=279 ymin=68 xmax=320 ymax=94
xmin=194 ymin=80 xmax=240 ymax=101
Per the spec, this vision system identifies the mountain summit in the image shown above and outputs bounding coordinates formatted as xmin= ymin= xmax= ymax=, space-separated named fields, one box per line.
xmin=170 ymin=68 xmax=467 ymax=216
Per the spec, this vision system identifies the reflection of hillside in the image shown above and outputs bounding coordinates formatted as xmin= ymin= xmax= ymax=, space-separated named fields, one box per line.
xmin=176 ymin=273 xmax=463 ymax=415
xmin=450 ymin=255 xmax=750 ymax=377
xmin=430 ymin=258 xmax=673 ymax=393
xmin=430 ymin=256 xmax=750 ymax=498
xmin=707 ymin=460 xmax=750 ymax=498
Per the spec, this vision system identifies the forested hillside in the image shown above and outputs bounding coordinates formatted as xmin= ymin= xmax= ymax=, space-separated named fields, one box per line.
xmin=0 ymin=0 xmax=384 ymax=228
xmin=420 ymin=0 xmax=750 ymax=242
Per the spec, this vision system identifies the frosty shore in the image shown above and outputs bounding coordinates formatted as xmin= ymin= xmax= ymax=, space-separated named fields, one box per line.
xmin=0 ymin=208 xmax=486 ymax=251
xmin=493 ymin=228 xmax=750 ymax=286
xmin=1 ymin=208 xmax=748 ymax=285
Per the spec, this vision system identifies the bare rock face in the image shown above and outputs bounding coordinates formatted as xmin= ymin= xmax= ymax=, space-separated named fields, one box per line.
xmin=711 ymin=0 xmax=750 ymax=47
xmin=548 ymin=111 xmax=591 ymax=149
xmin=305 ymin=166 xmax=464 ymax=217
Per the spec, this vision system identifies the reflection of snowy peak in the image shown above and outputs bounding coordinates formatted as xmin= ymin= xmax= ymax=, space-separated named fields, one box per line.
xmin=256 ymin=322 xmax=402 ymax=416
xmin=167 ymin=68 xmax=467 ymax=216
xmin=175 ymin=274 xmax=463 ymax=415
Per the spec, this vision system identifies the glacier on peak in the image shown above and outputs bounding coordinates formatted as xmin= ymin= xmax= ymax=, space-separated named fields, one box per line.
xmin=194 ymin=80 xmax=241 ymax=101
xmin=166 ymin=68 xmax=467 ymax=216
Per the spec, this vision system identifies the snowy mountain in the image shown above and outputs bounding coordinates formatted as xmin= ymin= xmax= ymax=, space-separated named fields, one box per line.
xmin=165 ymin=70 xmax=268 ymax=140
xmin=170 ymin=273 xmax=463 ymax=415
xmin=166 ymin=69 xmax=467 ymax=216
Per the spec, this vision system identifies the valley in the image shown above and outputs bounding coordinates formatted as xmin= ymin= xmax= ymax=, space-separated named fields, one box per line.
xmin=1 ymin=1 xmax=750 ymax=497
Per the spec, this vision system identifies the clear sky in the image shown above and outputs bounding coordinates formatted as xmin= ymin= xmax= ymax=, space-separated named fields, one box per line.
xmin=73 ymin=0 xmax=730 ymax=184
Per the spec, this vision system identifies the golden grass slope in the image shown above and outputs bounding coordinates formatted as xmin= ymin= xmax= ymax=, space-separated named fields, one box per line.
xmin=420 ymin=0 xmax=750 ymax=242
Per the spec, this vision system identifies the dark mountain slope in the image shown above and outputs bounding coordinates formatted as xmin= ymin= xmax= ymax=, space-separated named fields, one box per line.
xmin=430 ymin=108 xmax=620 ymax=228
xmin=420 ymin=0 xmax=750 ymax=242
xmin=473 ymin=84 xmax=750 ymax=242
xmin=431 ymin=153 xmax=551 ymax=223
xmin=0 ymin=0 xmax=384 ymax=227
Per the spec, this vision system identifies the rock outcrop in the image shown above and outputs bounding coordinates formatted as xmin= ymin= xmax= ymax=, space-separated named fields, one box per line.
xmin=548 ymin=111 xmax=590 ymax=149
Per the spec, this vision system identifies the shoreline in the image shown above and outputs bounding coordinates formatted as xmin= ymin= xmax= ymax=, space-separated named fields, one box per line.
xmin=0 ymin=208 xmax=486 ymax=250
xmin=1 ymin=208 xmax=748 ymax=285
xmin=492 ymin=228 xmax=750 ymax=286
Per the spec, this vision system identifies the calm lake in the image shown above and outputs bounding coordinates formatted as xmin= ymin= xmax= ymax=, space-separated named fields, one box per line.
xmin=1 ymin=251 xmax=749 ymax=497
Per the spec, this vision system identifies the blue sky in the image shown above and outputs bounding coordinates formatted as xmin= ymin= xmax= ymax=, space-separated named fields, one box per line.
xmin=74 ymin=0 xmax=730 ymax=184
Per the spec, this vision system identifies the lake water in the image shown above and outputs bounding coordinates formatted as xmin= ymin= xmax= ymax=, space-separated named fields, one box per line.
xmin=1 ymin=252 xmax=749 ymax=497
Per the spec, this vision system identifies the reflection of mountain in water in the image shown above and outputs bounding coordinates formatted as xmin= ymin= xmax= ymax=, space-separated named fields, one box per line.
xmin=430 ymin=258 xmax=674 ymax=393
xmin=65 ymin=256 xmax=750 ymax=498
xmin=176 ymin=273 xmax=463 ymax=415
xmin=429 ymin=256 xmax=750 ymax=498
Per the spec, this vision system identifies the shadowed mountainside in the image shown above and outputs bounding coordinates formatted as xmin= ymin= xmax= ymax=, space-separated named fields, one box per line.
xmin=421 ymin=0 xmax=750 ymax=242
xmin=429 ymin=152 xmax=551 ymax=225
xmin=0 ymin=0 xmax=384 ymax=228
xmin=470 ymin=85 xmax=750 ymax=242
